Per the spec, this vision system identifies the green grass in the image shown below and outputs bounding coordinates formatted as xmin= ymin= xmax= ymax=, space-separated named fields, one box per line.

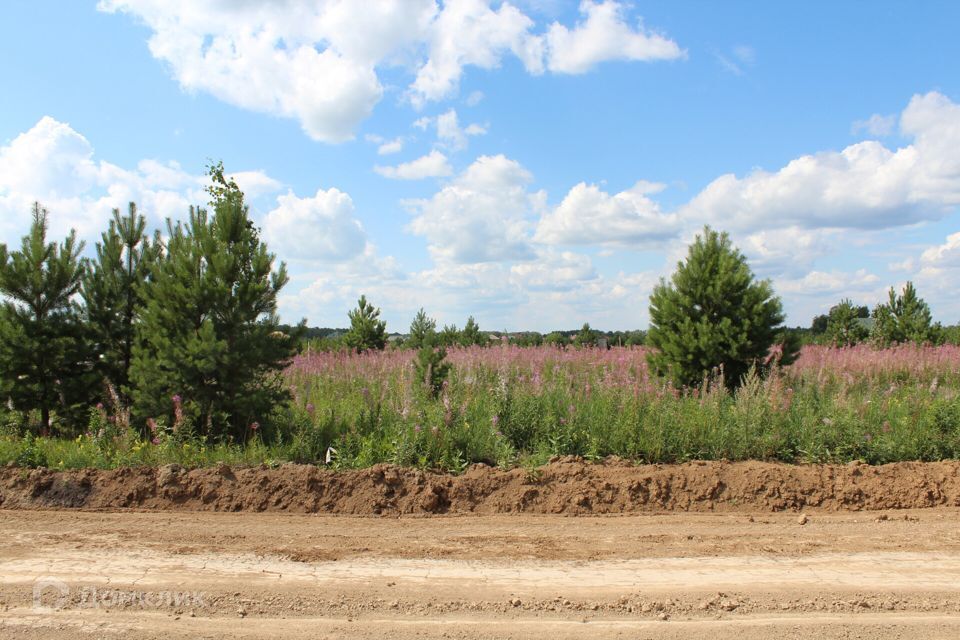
xmin=3 ymin=345 xmax=960 ymax=471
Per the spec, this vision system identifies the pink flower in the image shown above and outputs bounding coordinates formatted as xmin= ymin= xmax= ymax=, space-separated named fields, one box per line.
xmin=151 ymin=437 xmax=160 ymax=445
xmin=250 ymin=422 xmax=260 ymax=432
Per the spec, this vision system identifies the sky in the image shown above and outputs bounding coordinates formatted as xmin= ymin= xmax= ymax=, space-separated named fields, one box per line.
xmin=2 ymin=1 xmax=960 ymax=332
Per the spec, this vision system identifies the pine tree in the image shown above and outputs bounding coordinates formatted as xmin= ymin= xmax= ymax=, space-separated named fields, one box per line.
xmin=459 ymin=315 xmax=486 ymax=347
xmin=647 ymin=226 xmax=792 ymax=389
xmin=82 ymin=203 xmax=160 ymax=401
xmin=437 ymin=323 xmax=460 ymax=347
xmin=407 ymin=307 xmax=436 ymax=349
xmin=871 ymin=282 xmax=939 ymax=346
xmin=825 ymin=299 xmax=869 ymax=347
xmin=130 ymin=163 xmax=299 ymax=439
xmin=343 ymin=295 xmax=386 ymax=353
xmin=573 ymin=322 xmax=598 ymax=348
xmin=413 ymin=337 xmax=451 ymax=397
xmin=0 ymin=204 xmax=92 ymax=434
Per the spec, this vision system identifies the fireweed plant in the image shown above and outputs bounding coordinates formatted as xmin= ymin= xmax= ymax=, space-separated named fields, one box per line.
xmin=2 ymin=343 xmax=959 ymax=471
xmin=0 ymin=345 xmax=960 ymax=472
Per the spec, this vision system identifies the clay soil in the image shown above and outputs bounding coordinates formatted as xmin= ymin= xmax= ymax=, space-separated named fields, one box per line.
xmin=1 ymin=459 xmax=960 ymax=638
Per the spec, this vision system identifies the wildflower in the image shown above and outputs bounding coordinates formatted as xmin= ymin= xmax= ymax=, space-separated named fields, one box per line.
xmin=151 ymin=437 xmax=160 ymax=445
xmin=172 ymin=394 xmax=182 ymax=405
xmin=305 ymin=403 xmax=315 ymax=415
xmin=250 ymin=422 xmax=260 ymax=432
xmin=414 ymin=424 xmax=422 ymax=433
xmin=95 ymin=402 xmax=105 ymax=412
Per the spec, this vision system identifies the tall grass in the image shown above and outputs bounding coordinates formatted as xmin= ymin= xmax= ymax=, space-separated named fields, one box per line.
xmin=3 ymin=344 xmax=959 ymax=470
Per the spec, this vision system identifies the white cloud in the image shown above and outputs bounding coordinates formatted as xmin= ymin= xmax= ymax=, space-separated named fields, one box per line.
xmin=0 ymin=116 xmax=275 ymax=244
xmin=682 ymin=92 xmax=960 ymax=231
xmin=738 ymin=227 xmax=837 ymax=278
xmin=510 ymin=250 xmax=597 ymax=291
xmin=436 ymin=108 xmax=487 ymax=151
xmin=262 ymin=188 xmax=367 ymax=262
xmin=377 ymin=138 xmax=404 ymax=155
xmin=534 ymin=180 xmax=680 ymax=246
xmin=543 ymin=0 xmax=684 ymax=74
xmin=775 ymin=269 xmax=880 ymax=296
xmin=852 ymin=113 xmax=896 ymax=137
xmin=100 ymin=0 xmax=681 ymax=141
xmin=374 ymin=150 xmax=453 ymax=180
xmin=465 ymin=90 xmax=485 ymax=106
xmin=406 ymin=154 xmax=542 ymax=263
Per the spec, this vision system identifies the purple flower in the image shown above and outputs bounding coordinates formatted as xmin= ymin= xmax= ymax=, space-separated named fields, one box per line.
xmin=172 ymin=394 xmax=182 ymax=405
xmin=305 ymin=403 xmax=315 ymax=415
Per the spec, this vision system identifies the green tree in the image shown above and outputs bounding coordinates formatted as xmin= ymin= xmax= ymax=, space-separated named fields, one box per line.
xmin=0 ymin=204 xmax=91 ymax=433
xmin=459 ymin=315 xmax=487 ymax=347
xmin=407 ymin=307 xmax=436 ymax=349
xmin=573 ymin=322 xmax=598 ymax=348
xmin=82 ymin=203 xmax=160 ymax=401
xmin=544 ymin=331 xmax=570 ymax=347
xmin=343 ymin=295 xmax=386 ymax=353
xmin=825 ymin=299 xmax=869 ymax=347
xmin=647 ymin=226 xmax=793 ymax=389
xmin=871 ymin=282 xmax=939 ymax=346
xmin=130 ymin=163 xmax=298 ymax=439
xmin=413 ymin=337 xmax=451 ymax=397
xmin=437 ymin=323 xmax=460 ymax=347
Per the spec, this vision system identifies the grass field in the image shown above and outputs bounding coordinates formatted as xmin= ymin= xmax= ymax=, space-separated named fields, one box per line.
xmin=3 ymin=344 xmax=960 ymax=471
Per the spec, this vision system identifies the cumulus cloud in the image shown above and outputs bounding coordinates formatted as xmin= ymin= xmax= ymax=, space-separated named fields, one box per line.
xmin=852 ymin=113 xmax=896 ymax=137
xmin=737 ymin=227 xmax=838 ymax=278
xmin=534 ymin=180 xmax=680 ymax=246
xmin=510 ymin=250 xmax=597 ymax=291
xmin=682 ymin=92 xmax=960 ymax=231
xmin=99 ymin=0 xmax=682 ymax=141
xmin=542 ymin=0 xmax=685 ymax=74
xmin=0 ymin=116 xmax=280 ymax=244
xmin=775 ymin=269 xmax=881 ymax=297
xmin=406 ymin=154 xmax=542 ymax=263
xmin=374 ymin=150 xmax=453 ymax=180
xmin=262 ymin=188 xmax=367 ymax=263
xmin=436 ymin=108 xmax=487 ymax=151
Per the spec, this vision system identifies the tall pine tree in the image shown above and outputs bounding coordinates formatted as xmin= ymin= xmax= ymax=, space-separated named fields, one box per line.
xmin=871 ymin=282 xmax=939 ymax=346
xmin=82 ymin=203 xmax=160 ymax=401
xmin=130 ymin=163 xmax=299 ymax=439
xmin=343 ymin=295 xmax=386 ymax=353
xmin=647 ymin=226 xmax=793 ymax=389
xmin=0 ymin=204 xmax=92 ymax=434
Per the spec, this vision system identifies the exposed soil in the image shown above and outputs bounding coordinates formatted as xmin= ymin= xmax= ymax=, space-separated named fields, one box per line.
xmin=2 ymin=458 xmax=959 ymax=515
xmin=2 ymin=509 xmax=960 ymax=639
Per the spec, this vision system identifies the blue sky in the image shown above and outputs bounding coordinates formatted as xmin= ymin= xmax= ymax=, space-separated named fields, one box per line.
xmin=2 ymin=1 xmax=960 ymax=331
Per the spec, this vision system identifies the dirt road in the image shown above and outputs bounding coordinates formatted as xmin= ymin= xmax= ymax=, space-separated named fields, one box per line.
xmin=2 ymin=508 xmax=960 ymax=638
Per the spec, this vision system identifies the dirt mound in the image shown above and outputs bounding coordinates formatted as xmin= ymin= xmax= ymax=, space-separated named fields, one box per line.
xmin=1 ymin=459 xmax=959 ymax=515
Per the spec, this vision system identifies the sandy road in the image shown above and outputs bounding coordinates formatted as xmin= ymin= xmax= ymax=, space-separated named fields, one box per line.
xmin=1 ymin=509 xmax=960 ymax=638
